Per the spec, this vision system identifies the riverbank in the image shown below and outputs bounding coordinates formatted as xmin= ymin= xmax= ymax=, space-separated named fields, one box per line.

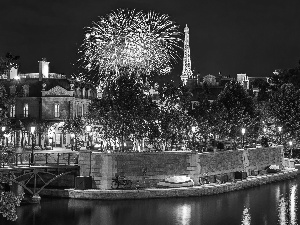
xmin=38 ymin=168 xmax=298 ymax=200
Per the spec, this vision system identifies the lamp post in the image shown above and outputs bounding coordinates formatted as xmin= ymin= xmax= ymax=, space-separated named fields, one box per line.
xmin=30 ymin=126 xmax=36 ymax=164
xmin=86 ymin=125 xmax=92 ymax=149
xmin=241 ymin=128 xmax=246 ymax=148
xmin=1 ymin=126 xmax=6 ymax=146
xmin=70 ymin=133 xmax=75 ymax=151
xmin=278 ymin=126 xmax=282 ymax=144
xmin=289 ymin=141 xmax=293 ymax=158
xmin=49 ymin=134 xmax=53 ymax=150
xmin=192 ymin=126 xmax=196 ymax=152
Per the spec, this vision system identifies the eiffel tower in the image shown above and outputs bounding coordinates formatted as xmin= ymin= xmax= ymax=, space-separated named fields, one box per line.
xmin=181 ymin=24 xmax=193 ymax=86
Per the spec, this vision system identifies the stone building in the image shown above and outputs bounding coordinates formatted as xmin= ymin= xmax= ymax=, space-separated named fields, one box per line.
xmin=0 ymin=59 xmax=96 ymax=150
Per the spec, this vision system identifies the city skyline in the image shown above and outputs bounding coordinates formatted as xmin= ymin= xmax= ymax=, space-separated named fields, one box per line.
xmin=1 ymin=0 xmax=300 ymax=83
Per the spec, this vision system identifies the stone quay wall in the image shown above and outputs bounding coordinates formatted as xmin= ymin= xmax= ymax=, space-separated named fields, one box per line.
xmin=78 ymin=146 xmax=284 ymax=190
xmin=38 ymin=169 xmax=298 ymax=200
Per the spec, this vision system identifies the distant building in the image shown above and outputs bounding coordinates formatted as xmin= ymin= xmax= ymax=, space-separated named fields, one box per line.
xmin=0 ymin=58 xmax=96 ymax=149
xmin=181 ymin=25 xmax=270 ymax=107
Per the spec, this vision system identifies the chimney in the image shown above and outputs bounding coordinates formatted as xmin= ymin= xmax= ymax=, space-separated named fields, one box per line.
xmin=7 ymin=66 xmax=18 ymax=80
xmin=39 ymin=58 xmax=50 ymax=81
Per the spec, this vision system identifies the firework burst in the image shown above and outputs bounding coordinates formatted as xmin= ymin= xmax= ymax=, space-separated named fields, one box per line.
xmin=78 ymin=8 xmax=182 ymax=85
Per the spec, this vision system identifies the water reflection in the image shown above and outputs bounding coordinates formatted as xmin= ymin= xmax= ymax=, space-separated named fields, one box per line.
xmin=278 ymin=197 xmax=288 ymax=225
xmin=241 ymin=207 xmax=251 ymax=225
xmin=175 ymin=204 xmax=191 ymax=225
xmin=1 ymin=176 xmax=300 ymax=225
xmin=290 ymin=184 xmax=298 ymax=225
xmin=277 ymin=184 xmax=298 ymax=225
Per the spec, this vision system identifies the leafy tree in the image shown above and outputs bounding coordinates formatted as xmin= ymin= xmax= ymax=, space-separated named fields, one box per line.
xmin=213 ymin=80 xmax=259 ymax=145
xmin=0 ymin=71 xmax=23 ymax=221
xmin=0 ymin=53 xmax=19 ymax=75
xmin=61 ymin=117 xmax=89 ymax=149
xmin=88 ymin=72 xmax=159 ymax=151
xmin=0 ymin=190 xmax=23 ymax=221
xmin=250 ymin=78 xmax=270 ymax=101
xmin=269 ymin=66 xmax=300 ymax=90
xmin=268 ymin=83 xmax=300 ymax=144
xmin=190 ymin=98 xmax=215 ymax=149
xmin=156 ymin=83 xmax=196 ymax=151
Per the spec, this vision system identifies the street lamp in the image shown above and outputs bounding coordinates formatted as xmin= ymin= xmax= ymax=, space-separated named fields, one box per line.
xmin=192 ymin=126 xmax=196 ymax=152
xmin=70 ymin=133 xmax=75 ymax=151
xmin=30 ymin=126 xmax=36 ymax=164
xmin=49 ymin=134 xmax=53 ymax=150
xmin=278 ymin=126 xmax=282 ymax=144
xmin=86 ymin=125 xmax=92 ymax=149
xmin=241 ymin=128 xmax=246 ymax=148
xmin=289 ymin=141 xmax=293 ymax=158
xmin=1 ymin=126 xmax=6 ymax=146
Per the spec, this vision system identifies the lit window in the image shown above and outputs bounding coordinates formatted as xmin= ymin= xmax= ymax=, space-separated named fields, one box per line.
xmin=23 ymin=103 xmax=28 ymax=117
xmin=54 ymin=104 xmax=60 ymax=117
xmin=10 ymin=105 xmax=15 ymax=117
xmin=81 ymin=104 xmax=84 ymax=116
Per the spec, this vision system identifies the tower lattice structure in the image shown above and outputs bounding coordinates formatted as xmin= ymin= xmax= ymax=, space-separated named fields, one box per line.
xmin=181 ymin=24 xmax=193 ymax=85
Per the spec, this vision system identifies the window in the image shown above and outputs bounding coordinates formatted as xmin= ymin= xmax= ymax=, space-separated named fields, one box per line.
xmin=23 ymin=103 xmax=28 ymax=117
xmin=54 ymin=104 xmax=60 ymax=117
xmin=10 ymin=105 xmax=15 ymax=117
xmin=81 ymin=104 xmax=84 ymax=116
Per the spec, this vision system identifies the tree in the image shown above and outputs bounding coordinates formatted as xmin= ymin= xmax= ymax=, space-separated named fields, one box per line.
xmin=250 ymin=78 xmax=270 ymax=101
xmin=87 ymin=72 xmax=159 ymax=151
xmin=0 ymin=79 xmax=23 ymax=221
xmin=0 ymin=53 xmax=19 ymax=75
xmin=190 ymin=98 xmax=215 ymax=149
xmin=268 ymin=83 xmax=300 ymax=144
xmin=0 ymin=190 xmax=23 ymax=221
xmin=61 ymin=117 xmax=89 ymax=150
xmin=269 ymin=66 xmax=300 ymax=90
xmin=155 ymin=83 xmax=196 ymax=151
xmin=213 ymin=80 xmax=259 ymax=145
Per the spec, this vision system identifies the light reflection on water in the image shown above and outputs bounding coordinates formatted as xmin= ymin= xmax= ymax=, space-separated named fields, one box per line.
xmin=290 ymin=184 xmax=298 ymax=225
xmin=278 ymin=196 xmax=288 ymax=225
xmin=241 ymin=207 xmax=251 ymax=225
xmin=277 ymin=184 xmax=298 ymax=225
xmin=1 ymin=175 xmax=300 ymax=225
xmin=175 ymin=204 xmax=192 ymax=225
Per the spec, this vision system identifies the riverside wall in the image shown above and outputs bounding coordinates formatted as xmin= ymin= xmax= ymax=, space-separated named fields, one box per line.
xmin=78 ymin=146 xmax=284 ymax=190
xmin=37 ymin=169 xmax=299 ymax=200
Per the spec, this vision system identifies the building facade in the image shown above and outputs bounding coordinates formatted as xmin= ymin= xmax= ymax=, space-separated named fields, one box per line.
xmin=0 ymin=59 xmax=96 ymax=150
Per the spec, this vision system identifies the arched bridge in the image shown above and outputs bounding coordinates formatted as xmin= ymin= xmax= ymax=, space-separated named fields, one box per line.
xmin=0 ymin=150 xmax=80 ymax=203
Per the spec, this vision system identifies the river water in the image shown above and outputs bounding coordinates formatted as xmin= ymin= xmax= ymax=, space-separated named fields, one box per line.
xmin=1 ymin=175 xmax=300 ymax=225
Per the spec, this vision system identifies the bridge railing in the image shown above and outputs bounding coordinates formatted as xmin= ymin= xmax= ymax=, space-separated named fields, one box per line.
xmin=1 ymin=151 xmax=79 ymax=167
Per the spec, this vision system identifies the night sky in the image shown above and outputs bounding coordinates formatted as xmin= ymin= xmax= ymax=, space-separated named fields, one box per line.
xmin=1 ymin=0 xmax=300 ymax=83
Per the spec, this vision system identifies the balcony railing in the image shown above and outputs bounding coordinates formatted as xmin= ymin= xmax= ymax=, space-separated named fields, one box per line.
xmin=16 ymin=113 xmax=31 ymax=119
xmin=18 ymin=73 xmax=66 ymax=79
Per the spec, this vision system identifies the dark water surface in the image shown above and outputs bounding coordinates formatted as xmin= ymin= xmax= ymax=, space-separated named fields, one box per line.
xmin=2 ymin=175 xmax=300 ymax=225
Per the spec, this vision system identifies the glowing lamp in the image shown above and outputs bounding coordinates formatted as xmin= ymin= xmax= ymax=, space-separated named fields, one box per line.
xmin=30 ymin=126 xmax=36 ymax=134
xmin=86 ymin=125 xmax=92 ymax=133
